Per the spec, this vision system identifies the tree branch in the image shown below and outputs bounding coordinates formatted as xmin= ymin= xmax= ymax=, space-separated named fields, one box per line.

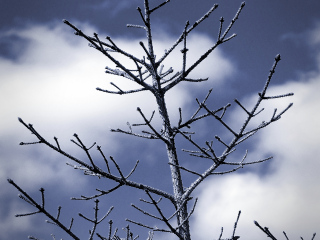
xmin=17 ymin=118 xmax=175 ymax=202
xmin=8 ymin=179 xmax=80 ymax=240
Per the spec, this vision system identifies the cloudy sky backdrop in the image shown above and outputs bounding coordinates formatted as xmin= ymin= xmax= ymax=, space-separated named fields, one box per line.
xmin=1 ymin=0 xmax=320 ymax=239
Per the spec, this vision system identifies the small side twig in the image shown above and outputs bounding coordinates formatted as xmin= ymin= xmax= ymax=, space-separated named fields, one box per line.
xmin=231 ymin=210 xmax=241 ymax=240
xmin=254 ymin=220 xmax=277 ymax=240
xmin=8 ymin=179 xmax=80 ymax=240
xmin=78 ymin=199 xmax=113 ymax=240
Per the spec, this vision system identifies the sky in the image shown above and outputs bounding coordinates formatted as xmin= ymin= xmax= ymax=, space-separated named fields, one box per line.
xmin=1 ymin=0 xmax=320 ymax=239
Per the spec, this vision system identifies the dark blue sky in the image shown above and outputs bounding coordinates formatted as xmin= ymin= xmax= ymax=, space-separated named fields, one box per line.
xmin=1 ymin=1 xmax=320 ymax=239
xmin=1 ymin=0 xmax=319 ymax=75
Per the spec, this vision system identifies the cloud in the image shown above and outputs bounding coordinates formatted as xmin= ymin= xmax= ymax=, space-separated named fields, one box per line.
xmin=0 ymin=21 xmax=234 ymax=138
xmin=308 ymin=22 xmax=320 ymax=46
xmin=0 ymin=21 xmax=235 ymax=238
xmin=84 ymin=0 xmax=141 ymax=16
xmin=191 ymin=31 xmax=320 ymax=240
xmin=281 ymin=20 xmax=320 ymax=55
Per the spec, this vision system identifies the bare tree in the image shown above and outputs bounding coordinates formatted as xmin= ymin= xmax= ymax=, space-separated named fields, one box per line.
xmin=8 ymin=1 xmax=300 ymax=239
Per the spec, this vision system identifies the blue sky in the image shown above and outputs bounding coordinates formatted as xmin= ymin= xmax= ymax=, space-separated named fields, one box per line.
xmin=1 ymin=1 xmax=320 ymax=239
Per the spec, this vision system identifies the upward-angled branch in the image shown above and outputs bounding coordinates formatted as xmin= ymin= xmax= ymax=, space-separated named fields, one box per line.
xmin=17 ymin=117 xmax=175 ymax=203
xmin=254 ymin=220 xmax=316 ymax=240
xmin=8 ymin=179 xmax=80 ymax=240
xmin=163 ymin=2 xmax=245 ymax=92
xmin=181 ymin=54 xmax=293 ymax=202
xmin=157 ymin=3 xmax=219 ymax=65
xmin=63 ymin=20 xmax=153 ymax=93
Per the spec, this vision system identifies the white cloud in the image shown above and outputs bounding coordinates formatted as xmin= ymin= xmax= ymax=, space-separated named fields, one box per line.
xmin=0 ymin=21 xmax=233 ymax=139
xmin=191 ymin=43 xmax=320 ymax=240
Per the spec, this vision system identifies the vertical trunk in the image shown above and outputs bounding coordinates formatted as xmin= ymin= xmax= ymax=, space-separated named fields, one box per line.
xmin=154 ymin=90 xmax=191 ymax=240
xmin=144 ymin=1 xmax=190 ymax=235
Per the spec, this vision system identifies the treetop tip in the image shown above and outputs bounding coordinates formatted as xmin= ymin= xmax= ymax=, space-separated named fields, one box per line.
xmin=7 ymin=178 xmax=13 ymax=184
xmin=275 ymin=54 xmax=281 ymax=61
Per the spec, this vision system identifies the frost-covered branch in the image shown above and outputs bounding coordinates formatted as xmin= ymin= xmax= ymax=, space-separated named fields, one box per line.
xmin=163 ymin=3 xmax=246 ymax=92
xmin=179 ymin=54 xmax=293 ymax=202
xmin=17 ymin=117 xmax=174 ymax=202
xmin=8 ymin=179 xmax=80 ymax=240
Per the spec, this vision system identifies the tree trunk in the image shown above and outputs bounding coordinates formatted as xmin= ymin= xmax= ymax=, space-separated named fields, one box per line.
xmin=154 ymin=90 xmax=191 ymax=240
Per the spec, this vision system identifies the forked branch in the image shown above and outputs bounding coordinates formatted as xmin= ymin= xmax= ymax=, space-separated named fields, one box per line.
xmin=17 ymin=117 xmax=175 ymax=202
xmin=179 ymin=54 xmax=293 ymax=203
xmin=8 ymin=179 xmax=80 ymax=240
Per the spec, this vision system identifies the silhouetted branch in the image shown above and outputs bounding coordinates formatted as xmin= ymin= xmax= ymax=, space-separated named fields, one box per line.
xmin=128 ymin=191 xmax=198 ymax=239
xmin=136 ymin=107 xmax=168 ymax=142
xmin=144 ymin=191 xmax=183 ymax=239
xmin=179 ymin=54 xmax=293 ymax=204
xmin=79 ymin=199 xmax=113 ymax=240
xmin=149 ymin=0 xmax=170 ymax=14
xmin=255 ymin=220 xmax=316 ymax=240
xmin=18 ymin=117 xmax=175 ymax=202
xmin=168 ymin=162 xmax=202 ymax=177
xmin=157 ymin=3 xmax=219 ymax=65
xmin=163 ymin=3 xmax=245 ymax=92
xmin=220 ymin=2 xmax=245 ymax=41
xmin=177 ymin=89 xmax=213 ymax=129
xmin=254 ymin=221 xmax=278 ymax=240
xmin=231 ymin=211 xmax=241 ymax=240
xmin=8 ymin=179 xmax=80 ymax=240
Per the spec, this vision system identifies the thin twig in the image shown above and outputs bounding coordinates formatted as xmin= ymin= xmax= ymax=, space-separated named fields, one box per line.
xmin=8 ymin=179 xmax=80 ymax=240
xmin=231 ymin=210 xmax=241 ymax=239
